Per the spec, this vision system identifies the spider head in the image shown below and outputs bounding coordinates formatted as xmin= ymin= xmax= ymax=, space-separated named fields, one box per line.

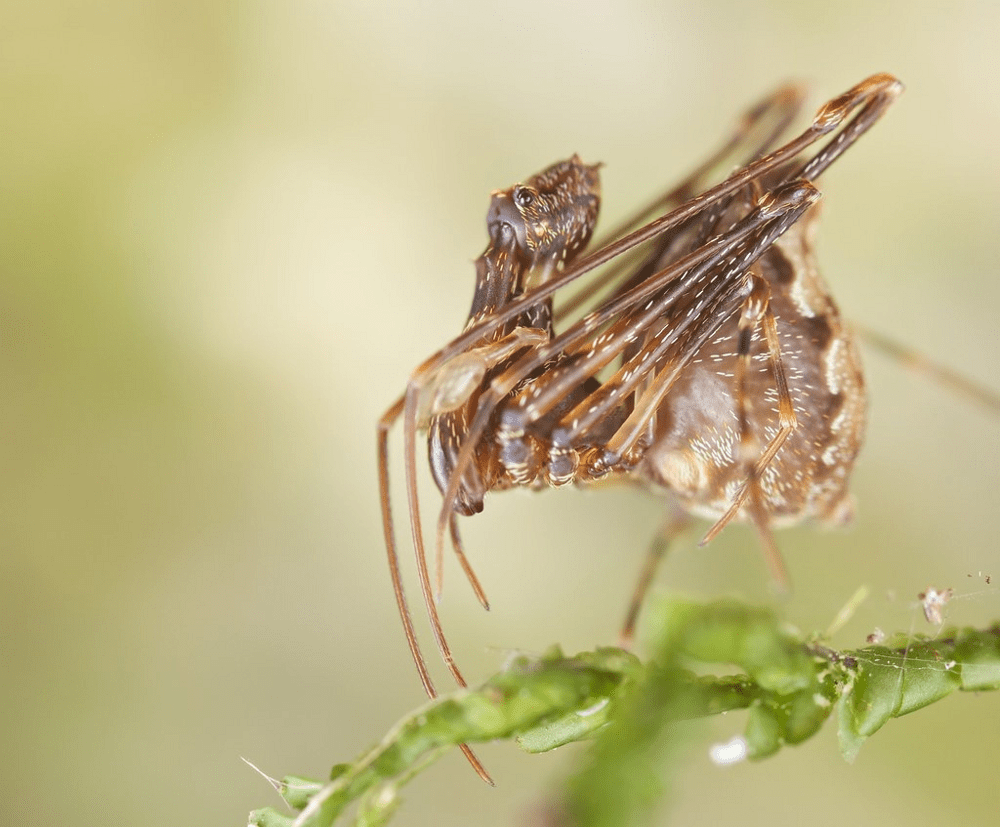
xmin=487 ymin=154 xmax=601 ymax=268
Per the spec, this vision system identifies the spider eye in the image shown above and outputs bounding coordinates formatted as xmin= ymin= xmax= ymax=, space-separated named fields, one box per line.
xmin=513 ymin=187 xmax=535 ymax=209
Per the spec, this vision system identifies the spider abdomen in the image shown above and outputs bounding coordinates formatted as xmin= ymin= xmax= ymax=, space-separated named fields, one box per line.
xmin=645 ymin=206 xmax=866 ymax=526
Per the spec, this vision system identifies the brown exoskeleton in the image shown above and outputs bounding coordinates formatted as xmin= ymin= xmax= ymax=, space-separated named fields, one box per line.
xmin=377 ymin=74 xmax=906 ymax=781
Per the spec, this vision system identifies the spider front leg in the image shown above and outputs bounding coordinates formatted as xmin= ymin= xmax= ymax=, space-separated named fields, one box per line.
xmin=377 ymin=395 xmax=495 ymax=784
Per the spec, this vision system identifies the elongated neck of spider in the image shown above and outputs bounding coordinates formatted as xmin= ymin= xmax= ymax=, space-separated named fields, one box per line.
xmin=464 ymin=221 xmax=556 ymax=340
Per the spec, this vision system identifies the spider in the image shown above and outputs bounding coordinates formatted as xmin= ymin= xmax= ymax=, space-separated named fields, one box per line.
xmin=377 ymin=74 xmax=906 ymax=781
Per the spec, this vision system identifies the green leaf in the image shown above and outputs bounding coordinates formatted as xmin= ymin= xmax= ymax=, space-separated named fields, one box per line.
xmin=248 ymin=599 xmax=1000 ymax=826
xmin=650 ymin=598 xmax=816 ymax=694
xmin=955 ymin=626 xmax=1000 ymax=690
xmin=285 ymin=776 xmax=326 ymax=810
xmin=248 ymin=809 xmax=297 ymax=827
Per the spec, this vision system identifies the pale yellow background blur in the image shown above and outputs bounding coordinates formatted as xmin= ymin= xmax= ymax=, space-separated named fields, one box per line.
xmin=3 ymin=2 xmax=999 ymax=826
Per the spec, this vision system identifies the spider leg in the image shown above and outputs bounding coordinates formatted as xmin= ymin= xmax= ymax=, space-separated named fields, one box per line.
xmin=557 ymin=81 xmax=806 ymax=322
xmin=447 ymin=514 xmax=490 ymax=610
xmin=562 ymin=74 xmax=901 ymax=356
xmin=382 ymin=229 xmax=543 ymax=783
xmin=378 ymin=395 xmax=430 ymax=691
xmin=406 ymin=326 xmax=552 ymax=686
xmin=404 ymin=385 xmax=505 ymax=784
xmin=539 ymin=181 xmax=818 ymax=446
xmin=378 ymin=395 xmax=494 ymax=784
xmin=596 ymin=185 xmax=817 ymax=461
xmin=607 ymin=80 xmax=806 ymax=240
xmin=699 ymin=273 xmax=798 ymax=591
xmin=856 ymin=324 xmax=1000 ymax=414
xmin=619 ymin=508 xmax=692 ymax=647
xmin=795 ymin=73 xmax=902 ymax=180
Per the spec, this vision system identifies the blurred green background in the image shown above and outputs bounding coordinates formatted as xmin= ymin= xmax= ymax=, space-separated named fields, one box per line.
xmin=3 ymin=2 xmax=999 ymax=825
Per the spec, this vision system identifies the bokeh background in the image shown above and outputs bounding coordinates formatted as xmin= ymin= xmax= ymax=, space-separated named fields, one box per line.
xmin=3 ymin=2 xmax=999 ymax=825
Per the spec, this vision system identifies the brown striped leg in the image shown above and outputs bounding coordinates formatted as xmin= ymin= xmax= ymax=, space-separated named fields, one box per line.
xmin=619 ymin=509 xmax=692 ymax=647
xmin=701 ymin=272 xmax=797 ymax=590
